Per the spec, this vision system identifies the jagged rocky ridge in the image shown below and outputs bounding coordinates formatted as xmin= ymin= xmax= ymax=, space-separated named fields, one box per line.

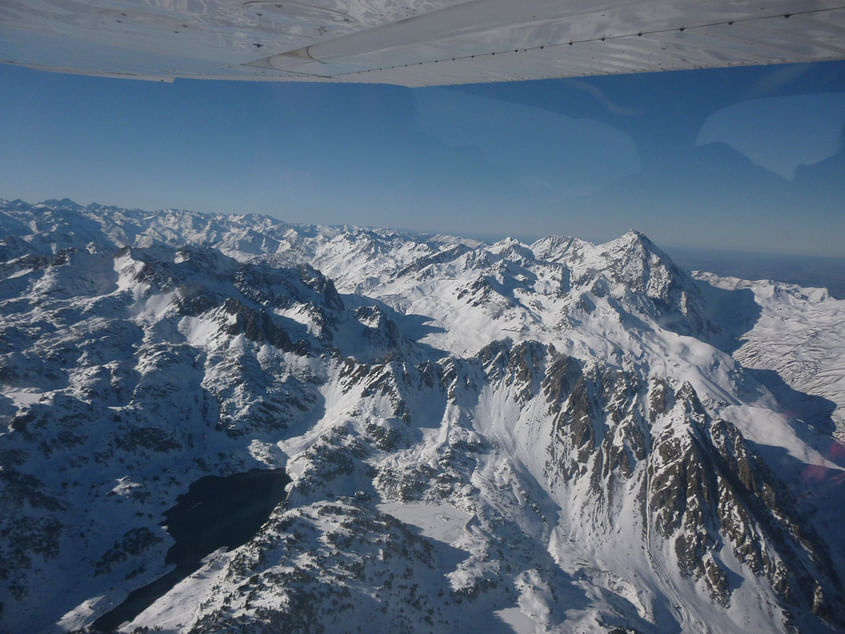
xmin=1 ymin=199 xmax=844 ymax=633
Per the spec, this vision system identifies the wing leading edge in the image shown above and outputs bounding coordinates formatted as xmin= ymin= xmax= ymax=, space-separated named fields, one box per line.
xmin=1 ymin=0 xmax=844 ymax=85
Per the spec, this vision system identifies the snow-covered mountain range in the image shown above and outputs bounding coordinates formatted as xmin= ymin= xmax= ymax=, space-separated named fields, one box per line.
xmin=1 ymin=198 xmax=844 ymax=633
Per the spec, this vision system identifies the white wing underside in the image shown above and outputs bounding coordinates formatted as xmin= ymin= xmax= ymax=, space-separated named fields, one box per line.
xmin=1 ymin=0 xmax=844 ymax=85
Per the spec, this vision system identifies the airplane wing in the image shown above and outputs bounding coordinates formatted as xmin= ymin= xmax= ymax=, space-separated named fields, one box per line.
xmin=1 ymin=0 xmax=844 ymax=86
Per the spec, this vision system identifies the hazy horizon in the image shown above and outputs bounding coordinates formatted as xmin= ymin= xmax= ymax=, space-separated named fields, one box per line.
xmin=1 ymin=61 xmax=843 ymax=257
xmin=5 ymin=195 xmax=844 ymax=299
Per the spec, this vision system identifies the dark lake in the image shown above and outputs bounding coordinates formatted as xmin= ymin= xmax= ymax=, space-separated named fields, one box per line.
xmin=92 ymin=468 xmax=289 ymax=632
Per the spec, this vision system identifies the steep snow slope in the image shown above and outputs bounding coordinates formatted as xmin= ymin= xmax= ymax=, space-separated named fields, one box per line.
xmin=1 ymin=199 xmax=844 ymax=634
xmin=696 ymin=272 xmax=845 ymax=439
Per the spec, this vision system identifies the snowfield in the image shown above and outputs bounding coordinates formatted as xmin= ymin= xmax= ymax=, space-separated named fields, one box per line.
xmin=1 ymin=198 xmax=844 ymax=633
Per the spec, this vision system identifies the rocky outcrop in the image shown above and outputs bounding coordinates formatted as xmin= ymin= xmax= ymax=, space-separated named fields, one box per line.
xmin=2 ymin=199 xmax=844 ymax=633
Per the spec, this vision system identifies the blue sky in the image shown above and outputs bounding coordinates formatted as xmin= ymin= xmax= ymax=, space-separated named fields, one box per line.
xmin=0 ymin=61 xmax=843 ymax=256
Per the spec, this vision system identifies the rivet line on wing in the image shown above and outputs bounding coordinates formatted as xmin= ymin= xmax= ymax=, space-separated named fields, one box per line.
xmin=328 ymin=5 xmax=845 ymax=79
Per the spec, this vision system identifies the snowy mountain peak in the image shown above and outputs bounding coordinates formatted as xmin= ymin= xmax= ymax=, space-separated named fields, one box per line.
xmin=2 ymin=199 xmax=845 ymax=633
xmin=529 ymin=233 xmax=587 ymax=262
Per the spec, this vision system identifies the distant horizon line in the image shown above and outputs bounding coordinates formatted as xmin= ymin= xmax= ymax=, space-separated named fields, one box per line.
xmin=3 ymin=194 xmax=844 ymax=262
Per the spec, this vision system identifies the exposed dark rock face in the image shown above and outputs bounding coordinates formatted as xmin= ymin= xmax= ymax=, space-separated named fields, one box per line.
xmin=354 ymin=305 xmax=403 ymax=353
xmin=534 ymin=366 xmax=845 ymax=621
xmin=221 ymin=298 xmax=296 ymax=351
xmin=396 ymin=244 xmax=471 ymax=278
xmin=479 ymin=339 xmax=547 ymax=404
xmin=542 ymin=351 xmax=647 ymax=486
xmin=474 ymin=338 xmax=845 ymax=626
xmin=2 ymin=200 xmax=844 ymax=633
xmin=456 ymin=275 xmax=498 ymax=307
